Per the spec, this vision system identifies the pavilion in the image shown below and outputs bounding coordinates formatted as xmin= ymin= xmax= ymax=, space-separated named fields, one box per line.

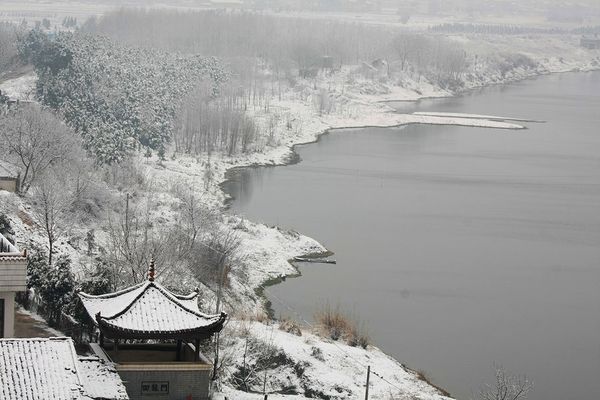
xmin=79 ymin=260 xmax=227 ymax=400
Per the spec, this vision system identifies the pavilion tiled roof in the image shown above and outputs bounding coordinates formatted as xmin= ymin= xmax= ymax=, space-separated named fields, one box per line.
xmin=79 ymin=280 xmax=226 ymax=340
xmin=0 ymin=337 xmax=128 ymax=400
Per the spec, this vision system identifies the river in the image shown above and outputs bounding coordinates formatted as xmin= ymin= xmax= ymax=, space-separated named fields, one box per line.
xmin=223 ymin=71 xmax=600 ymax=400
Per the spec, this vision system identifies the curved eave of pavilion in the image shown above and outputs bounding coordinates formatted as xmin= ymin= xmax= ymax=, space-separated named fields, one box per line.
xmin=78 ymin=282 xmax=200 ymax=302
xmin=78 ymin=282 xmax=147 ymax=300
xmin=78 ymin=281 xmax=205 ymax=320
xmin=95 ymin=312 xmax=227 ymax=340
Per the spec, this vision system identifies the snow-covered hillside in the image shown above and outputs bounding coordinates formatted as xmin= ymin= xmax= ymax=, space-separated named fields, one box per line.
xmin=1 ymin=32 xmax=598 ymax=399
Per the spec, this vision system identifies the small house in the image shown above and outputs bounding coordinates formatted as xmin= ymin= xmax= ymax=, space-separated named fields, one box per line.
xmin=0 ymin=233 xmax=26 ymax=338
xmin=321 ymin=56 xmax=334 ymax=70
xmin=79 ymin=260 xmax=227 ymax=400
xmin=581 ymin=35 xmax=600 ymax=49
xmin=0 ymin=337 xmax=129 ymax=399
xmin=0 ymin=161 xmax=19 ymax=193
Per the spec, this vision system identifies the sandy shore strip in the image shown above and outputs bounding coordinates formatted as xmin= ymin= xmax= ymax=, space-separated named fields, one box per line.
xmin=412 ymin=111 xmax=545 ymax=123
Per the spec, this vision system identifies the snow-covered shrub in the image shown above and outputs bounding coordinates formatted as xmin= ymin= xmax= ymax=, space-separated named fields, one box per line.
xmin=279 ymin=318 xmax=302 ymax=336
xmin=315 ymin=303 xmax=370 ymax=348
xmin=231 ymin=335 xmax=301 ymax=395
xmin=315 ymin=303 xmax=350 ymax=341
xmin=310 ymin=346 xmax=325 ymax=362
xmin=25 ymin=251 xmax=76 ymax=326
xmin=70 ymin=262 xmax=115 ymax=336
xmin=0 ymin=213 xmax=14 ymax=242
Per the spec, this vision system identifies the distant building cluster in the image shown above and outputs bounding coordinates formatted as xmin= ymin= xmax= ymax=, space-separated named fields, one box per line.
xmin=581 ymin=35 xmax=600 ymax=49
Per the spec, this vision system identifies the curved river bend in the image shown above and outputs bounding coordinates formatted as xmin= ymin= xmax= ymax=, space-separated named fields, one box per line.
xmin=223 ymin=71 xmax=600 ymax=400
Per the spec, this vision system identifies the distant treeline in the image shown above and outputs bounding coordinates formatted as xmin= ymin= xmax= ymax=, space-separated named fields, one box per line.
xmin=0 ymin=22 xmax=23 ymax=75
xmin=572 ymin=25 xmax=600 ymax=35
xmin=429 ymin=23 xmax=600 ymax=35
xmin=81 ymin=9 xmax=391 ymax=67
xmin=82 ymin=9 xmax=469 ymax=89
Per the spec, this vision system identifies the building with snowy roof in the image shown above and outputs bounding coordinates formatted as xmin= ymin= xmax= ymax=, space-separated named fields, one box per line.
xmin=78 ymin=260 xmax=227 ymax=400
xmin=0 ymin=233 xmax=26 ymax=338
xmin=0 ymin=337 xmax=129 ymax=400
xmin=0 ymin=160 xmax=19 ymax=193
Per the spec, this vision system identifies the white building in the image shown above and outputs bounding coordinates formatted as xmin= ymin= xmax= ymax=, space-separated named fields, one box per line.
xmin=0 ymin=233 xmax=26 ymax=338
xmin=0 ymin=161 xmax=19 ymax=193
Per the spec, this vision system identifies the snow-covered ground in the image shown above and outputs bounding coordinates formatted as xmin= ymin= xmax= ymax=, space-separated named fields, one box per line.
xmin=213 ymin=320 xmax=452 ymax=400
xmin=0 ymin=74 xmax=36 ymax=101
xmin=1 ymin=33 xmax=598 ymax=399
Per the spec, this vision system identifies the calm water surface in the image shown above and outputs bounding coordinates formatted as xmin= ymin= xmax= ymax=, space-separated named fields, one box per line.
xmin=224 ymin=72 xmax=600 ymax=400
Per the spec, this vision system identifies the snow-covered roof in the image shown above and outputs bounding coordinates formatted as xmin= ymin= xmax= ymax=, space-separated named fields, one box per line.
xmin=0 ymin=337 xmax=128 ymax=400
xmin=0 ymin=160 xmax=17 ymax=179
xmin=78 ymin=356 xmax=129 ymax=400
xmin=79 ymin=280 xmax=226 ymax=340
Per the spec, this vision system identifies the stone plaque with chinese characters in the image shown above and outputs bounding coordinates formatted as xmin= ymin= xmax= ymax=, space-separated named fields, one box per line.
xmin=141 ymin=381 xmax=169 ymax=395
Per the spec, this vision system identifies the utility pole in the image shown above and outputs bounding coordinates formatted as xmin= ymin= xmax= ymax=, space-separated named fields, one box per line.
xmin=212 ymin=263 xmax=228 ymax=382
xmin=365 ymin=365 xmax=371 ymax=400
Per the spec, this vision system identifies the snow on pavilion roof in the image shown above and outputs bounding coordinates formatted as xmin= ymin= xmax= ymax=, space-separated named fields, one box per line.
xmin=0 ymin=337 xmax=128 ymax=400
xmin=79 ymin=280 xmax=226 ymax=340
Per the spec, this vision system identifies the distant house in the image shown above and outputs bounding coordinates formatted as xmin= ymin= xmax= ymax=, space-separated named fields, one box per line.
xmin=0 ymin=337 xmax=129 ymax=400
xmin=321 ymin=55 xmax=334 ymax=69
xmin=581 ymin=35 xmax=600 ymax=49
xmin=0 ymin=233 xmax=26 ymax=338
xmin=0 ymin=161 xmax=19 ymax=193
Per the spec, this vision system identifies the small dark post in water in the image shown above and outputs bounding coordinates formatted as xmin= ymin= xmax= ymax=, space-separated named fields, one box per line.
xmin=365 ymin=365 xmax=371 ymax=400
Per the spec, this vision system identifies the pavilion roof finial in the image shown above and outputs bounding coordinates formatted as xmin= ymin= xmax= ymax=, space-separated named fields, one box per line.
xmin=148 ymin=258 xmax=156 ymax=282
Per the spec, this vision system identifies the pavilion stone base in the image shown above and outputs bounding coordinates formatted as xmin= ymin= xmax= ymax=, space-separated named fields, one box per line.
xmin=91 ymin=343 xmax=213 ymax=400
xmin=118 ymin=364 xmax=212 ymax=400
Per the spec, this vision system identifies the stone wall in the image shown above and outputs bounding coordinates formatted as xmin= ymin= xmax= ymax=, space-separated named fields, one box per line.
xmin=0 ymin=178 xmax=17 ymax=193
xmin=117 ymin=366 xmax=212 ymax=400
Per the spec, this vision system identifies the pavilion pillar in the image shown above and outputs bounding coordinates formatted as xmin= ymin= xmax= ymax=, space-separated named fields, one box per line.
xmin=99 ymin=333 xmax=104 ymax=348
xmin=176 ymin=340 xmax=182 ymax=361
xmin=194 ymin=339 xmax=200 ymax=362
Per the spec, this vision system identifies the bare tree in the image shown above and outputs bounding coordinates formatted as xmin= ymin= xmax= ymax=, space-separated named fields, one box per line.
xmin=30 ymin=173 xmax=73 ymax=266
xmin=0 ymin=104 xmax=78 ymax=194
xmin=479 ymin=363 xmax=533 ymax=400
xmin=104 ymin=193 xmax=165 ymax=287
